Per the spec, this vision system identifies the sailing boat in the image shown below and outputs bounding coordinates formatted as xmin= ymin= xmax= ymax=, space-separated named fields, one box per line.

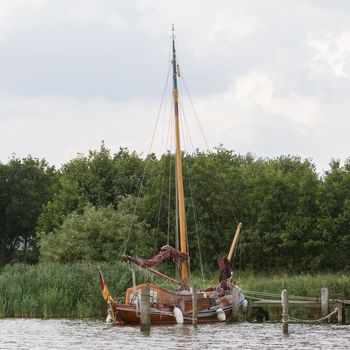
xmin=100 ymin=26 xmax=246 ymax=325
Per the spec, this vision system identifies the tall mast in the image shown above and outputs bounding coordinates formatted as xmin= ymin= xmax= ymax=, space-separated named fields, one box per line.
xmin=171 ymin=25 xmax=189 ymax=287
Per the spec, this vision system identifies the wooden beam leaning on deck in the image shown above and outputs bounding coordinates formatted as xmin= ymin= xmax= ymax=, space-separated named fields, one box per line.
xmin=123 ymin=255 xmax=182 ymax=286
xmin=144 ymin=266 xmax=182 ymax=285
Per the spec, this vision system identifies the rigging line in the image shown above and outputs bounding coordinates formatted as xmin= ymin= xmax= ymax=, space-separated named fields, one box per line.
xmin=154 ymin=91 xmax=172 ymax=252
xmin=230 ymin=207 xmax=240 ymax=226
xmin=166 ymin=111 xmax=174 ymax=245
xmin=180 ymin=104 xmax=205 ymax=281
xmin=154 ymin=67 xmax=171 ymax=252
xmin=178 ymin=105 xmax=194 ymax=281
xmin=186 ymin=160 xmax=205 ymax=281
xmin=123 ymin=56 xmax=172 ymax=256
xmin=232 ymin=233 xmax=243 ymax=274
xmin=239 ymin=238 xmax=242 ymax=274
xmin=160 ymin=37 xmax=173 ymax=151
xmin=179 ymin=98 xmax=196 ymax=153
xmin=179 ymin=75 xmax=210 ymax=151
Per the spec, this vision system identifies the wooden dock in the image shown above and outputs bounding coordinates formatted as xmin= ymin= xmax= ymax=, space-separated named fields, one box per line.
xmin=244 ymin=288 xmax=349 ymax=332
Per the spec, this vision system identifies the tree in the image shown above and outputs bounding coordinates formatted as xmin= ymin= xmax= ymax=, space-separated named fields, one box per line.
xmin=316 ymin=159 xmax=350 ymax=270
xmin=240 ymin=156 xmax=320 ymax=271
xmin=39 ymin=204 xmax=152 ymax=263
xmin=37 ymin=145 xmax=145 ymax=235
xmin=0 ymin=156 xmax=57 ymax=264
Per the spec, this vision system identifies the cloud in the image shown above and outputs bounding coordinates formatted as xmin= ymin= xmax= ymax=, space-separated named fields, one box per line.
xmin=1 ymin=0 xmax=350 ymax=173
xmin=190 ymin=71 xmax=349 ymax=171
xmin=308 ymin=31 xmax=350 ymax=79
xmin=0 ymin=95 xmax=160 ymax=167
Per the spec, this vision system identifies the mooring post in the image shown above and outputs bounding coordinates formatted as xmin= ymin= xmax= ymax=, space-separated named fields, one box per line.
xmin=246 ymin=299 xmax=252 ymax=322
xmin=321 ymin=287 xmax=329 ymax=323
xmin=281 ymin=289 xmax=289 ymax=335
xmin=231 ymin=286 xmax=240 ymax=322
xmin=192 ymin=284 xmax=197 ymax=325
xmin=140 ymin=286 xmax=150 ymax=332
xmin=337 ymin=303 xmax=343 ymax=324
xmin=343 ymin=306 xmax=347 ymax=324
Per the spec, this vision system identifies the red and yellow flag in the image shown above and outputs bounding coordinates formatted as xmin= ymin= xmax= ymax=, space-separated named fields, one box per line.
xmin=98 ymin=268 xmax=113 ymax=302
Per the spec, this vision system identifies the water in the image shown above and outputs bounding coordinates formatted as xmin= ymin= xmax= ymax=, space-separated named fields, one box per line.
xmin=0 ymin=319 xmax=350 ymax=350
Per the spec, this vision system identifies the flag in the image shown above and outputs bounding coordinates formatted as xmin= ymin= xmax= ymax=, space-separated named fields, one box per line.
xmin=98 ymin=268 xmax=112 ymax=302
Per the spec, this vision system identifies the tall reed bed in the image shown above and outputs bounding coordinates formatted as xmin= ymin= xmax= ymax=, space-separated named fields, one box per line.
xmin=1 ymin=263 xmax=349 ymax=319
xmin=0 ymin=262 xmax=135 ymax=318
xmin=236 ymin=272 xmax=350 ymax=299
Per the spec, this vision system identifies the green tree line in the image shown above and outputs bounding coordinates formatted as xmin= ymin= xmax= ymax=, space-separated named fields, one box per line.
xmin=1 ymin=145 xmax=350 ymax=272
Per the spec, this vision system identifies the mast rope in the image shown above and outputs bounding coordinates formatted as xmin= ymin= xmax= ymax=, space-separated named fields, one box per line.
xmin=154 ymin=103 xmax=172 ymax=252
xmin=179 ymin=74 xmax=210 ymax=151
xmin=288 ymin=306 xmax=343 ymax=323
xmin=179 ymin=98 xmax=205 ymax=281
xmin=181 ymin=70 xmax=243 ymax=254
xmin=155 ymin=61 xmax=173 ymax=248
xmin=177 ymin=105 xmax=192 ymax=281
xmin=122 ymin=48 xmax=172 ymax=255
xmin=166 ymin=113 xmax=174 ymax=245
xmin=185 ymin=158 xmax=205 ymax=281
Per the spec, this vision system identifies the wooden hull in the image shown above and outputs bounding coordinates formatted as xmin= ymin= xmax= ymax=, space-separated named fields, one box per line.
xmin=114 ymin=304 xmax=233 ymax=325
xmin=111 ymin=283 xmax=237 ymax=325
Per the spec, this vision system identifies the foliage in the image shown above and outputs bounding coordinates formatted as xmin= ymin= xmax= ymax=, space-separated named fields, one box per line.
xmin=315 ymin=159 xmax=350 ymax=270
xmin=39 ymin=204 xmax=153 ymax=263
xmin=2 ymin=145 xmax=350 ymax=274
xmin=0 ymin=156 xmax=57 ymax=264
xmin=37 ymin=144 xmax=144 ymax=234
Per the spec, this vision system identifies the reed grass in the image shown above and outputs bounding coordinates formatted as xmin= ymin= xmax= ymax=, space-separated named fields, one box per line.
xmin=1 ymin=263 xmax=349 ymax=318
xmin=0 ymin=262 xmax=133 ymax=318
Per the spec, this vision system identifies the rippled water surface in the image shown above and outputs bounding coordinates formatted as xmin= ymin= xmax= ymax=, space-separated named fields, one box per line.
xmin=1 ymin=319 xmax=350 ymax=349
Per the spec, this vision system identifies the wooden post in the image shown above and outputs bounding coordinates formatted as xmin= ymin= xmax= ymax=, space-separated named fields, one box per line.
xmin=281 ymin=289 xmax=289 ymax=335
xmin=246 ymin=299 xmax=253 ymax=322
xmin=140 ymin=286 xmax=150 ymax=332
xmin=337 ymin=303 xmax=343 ymax=324
xmin=192 ymin=285 xmax=197 ymax=325
xmin=321 ymin=288 xmax=329 ymax=322
xmin=231 ymin=286 xmax=240 ymax=322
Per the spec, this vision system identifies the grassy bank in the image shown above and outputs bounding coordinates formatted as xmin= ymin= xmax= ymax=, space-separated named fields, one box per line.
xmin=1 ymin=263 xmax=349 ymax=318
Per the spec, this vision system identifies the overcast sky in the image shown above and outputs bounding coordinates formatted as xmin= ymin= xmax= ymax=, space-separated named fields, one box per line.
xmin=1 ymin=0 xmax=350 ymax=173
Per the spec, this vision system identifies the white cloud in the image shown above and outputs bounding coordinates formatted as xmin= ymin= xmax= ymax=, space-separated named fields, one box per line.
xmin=0 ymin=95 xmax=160 ymax=167
xmin=308 ymin=31 xmax=350 ymax=79
xmin=1 ymin=1 xmax=350 ymax=173
xmin=190 ymin=71 xmax=349 ymax=172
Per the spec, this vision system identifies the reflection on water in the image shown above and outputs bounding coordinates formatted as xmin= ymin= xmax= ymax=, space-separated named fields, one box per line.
xmin=0 ymin=319 xmax=350 ymax=350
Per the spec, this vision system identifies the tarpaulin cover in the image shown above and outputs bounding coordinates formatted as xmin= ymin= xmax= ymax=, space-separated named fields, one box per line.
xmin=124 ymin=245 xmax=188 ymax=268
xmin=217 ymin=257 xmax=232 ymax=298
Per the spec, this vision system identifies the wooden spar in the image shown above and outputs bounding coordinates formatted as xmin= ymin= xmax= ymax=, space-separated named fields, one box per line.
xmin=227 ymin=223 xmax=242 ymax=262
xmin=145 ymin=267 xmax=182 ymax=285
xmin=122 ymin=255 xmax=182 ymax=285
xmin=172 ymin=25 xmax=189 ymax=285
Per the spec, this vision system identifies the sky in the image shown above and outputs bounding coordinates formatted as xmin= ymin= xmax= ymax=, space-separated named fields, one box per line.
xmin=1 ymin=0 xmax=350 ymax=173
